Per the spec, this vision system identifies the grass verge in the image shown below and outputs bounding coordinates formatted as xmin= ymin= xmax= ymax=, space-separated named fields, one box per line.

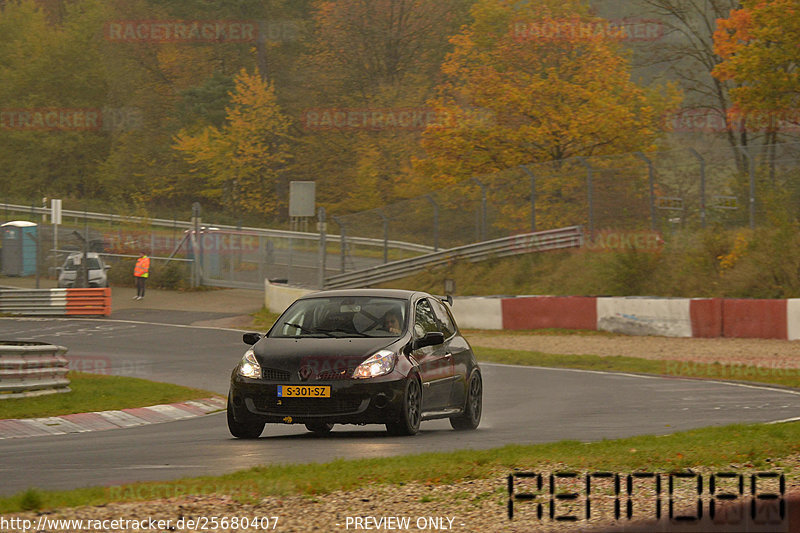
xmin=249 ymin=307 xmax=281 ymax=331
xmin=473 ymin=347 xmax=800 ymax=389
xmin=1 ymin=422 xmax=797 ymax=513
xmin=0 ymin=372 xmax=218 ymax=420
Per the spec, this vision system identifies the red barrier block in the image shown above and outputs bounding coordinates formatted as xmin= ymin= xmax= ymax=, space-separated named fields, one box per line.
xmin=65 ymin=288 xmax=111 ymax=316
xmin=722 ymin=299 xmax=787 ymax=339
xmin=689 ymin=298 xmax=723 ymax=338
xmin=501 ymin=296 xmax=597 ymax=331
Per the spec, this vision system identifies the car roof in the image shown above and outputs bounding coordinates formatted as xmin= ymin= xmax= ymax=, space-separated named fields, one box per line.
xmin=298 ymin=288 xmax=424 ymax=301
xmin=66 ymin=252 xmax=101 ymax=259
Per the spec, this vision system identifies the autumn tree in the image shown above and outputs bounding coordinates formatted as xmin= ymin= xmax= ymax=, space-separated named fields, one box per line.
xmin=293 ymin=0 xmax=471 ymax=212
xmin=173 ymin=69 xmax=292 ymax=218
xmin=638 ymin=0 xmax=754 ymax=168
xmin=713 ymin=0 xmax=800 ymax=143
xmin=0 ymin=0 xmax=112 ymax=201
xmin=412 ymin=0 xmax=680 ymax=230
xmin=417 ymin=0 xmax=679 ymax=182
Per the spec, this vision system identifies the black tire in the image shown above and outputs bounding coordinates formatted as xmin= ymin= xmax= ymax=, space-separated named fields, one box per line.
xmin=305 ymin=422 xmax=334 ymax=433
xmin=386 ymin=376 xmax=422 ymax=436
xmin=227 ymin=400 xmax=264 ymax=439
xmin=450 ymin=371 xmax=482 ymax=431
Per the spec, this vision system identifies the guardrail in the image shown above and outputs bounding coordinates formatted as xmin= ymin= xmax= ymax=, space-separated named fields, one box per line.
xmin=0 ymin=341 xmax=70 ymax=399
xmin=324 ymin=225 xmax=584 ymax=289
xmin=0 ymin=202 xmax=434 ymax=254
xmin=0 ymin=288 xmax=111 ymax=316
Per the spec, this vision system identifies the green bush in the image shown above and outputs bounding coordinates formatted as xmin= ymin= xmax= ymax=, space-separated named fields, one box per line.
xmin=151 ymin=261 xmax=189 ymax=290
xmin=378 ymin=225 xmax=800 ymax=298
xmin=18 ymin=488 xmax=43 ymax=511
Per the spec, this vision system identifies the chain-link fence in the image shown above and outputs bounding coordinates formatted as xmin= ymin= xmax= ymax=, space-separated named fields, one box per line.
xmin=1 ymin=142 xmax=798 ymax=289
xmin=0 ymin=207 xmax=385 ymax=289
xmin=333 ymin=142 xmax=800 ymax=254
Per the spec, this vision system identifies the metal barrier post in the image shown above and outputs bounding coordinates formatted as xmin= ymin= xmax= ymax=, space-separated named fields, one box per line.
xmin=738 ymin=146 xmax=756 ymax=229
xmin=378 ymin=210 xmax=389 ymax=264
xmin=470 ymin=178 xmax=487 ymax=241
xmin=688 ymin=148 xmax=707 ymax=228
xmin=331 ymin=215 xmax=347 ymax=273
xmin=634 ymin=152 xmax=657 ymax=231
xmin=576 ymin=157 xmax=595 ymax=236
xmin=317 ymin=207 xmax=326 ymax=289
xmin=520 ymin=165 xmax=536 ymax=232
xmin=424 ymin=195 xmax=439 ymax=252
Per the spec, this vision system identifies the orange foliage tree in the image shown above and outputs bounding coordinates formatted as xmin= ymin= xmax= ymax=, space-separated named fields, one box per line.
xmin=713 ymin=0 xmax=800 ymax=139
xmin=412 ymin=0 xmax=680 ymax=230
xmin=173 ymin=69 xmax=292 ymax=218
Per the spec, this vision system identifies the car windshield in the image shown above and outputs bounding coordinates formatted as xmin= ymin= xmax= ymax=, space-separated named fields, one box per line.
xmin=269 ymin=296 xmax=407 ymax=339
xmin=64 ymin=257 xmax=102 ymax=271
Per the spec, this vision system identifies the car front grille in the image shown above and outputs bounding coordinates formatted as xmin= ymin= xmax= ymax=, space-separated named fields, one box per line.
xmin=253 ymin=396 xmax=365 ymax=415
xmin=315 ymin=369 xmax=352 ymax=380
xmin=262 ymin=368 xmax=291 ymax=381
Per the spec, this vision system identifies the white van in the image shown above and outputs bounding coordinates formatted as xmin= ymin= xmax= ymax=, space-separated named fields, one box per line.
xmin=57 ymin=252 xmax=110 ymax=288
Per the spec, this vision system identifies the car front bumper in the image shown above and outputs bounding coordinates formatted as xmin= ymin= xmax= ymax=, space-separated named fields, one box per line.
xmin=229 ymin=371 xmax=407 ymax=425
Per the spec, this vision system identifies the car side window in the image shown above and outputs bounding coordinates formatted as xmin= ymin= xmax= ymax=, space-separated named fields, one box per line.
xmin=430 ymin=299 xmax=456 ymax=339
xmin=414 ymin=299 xmax=439 ymax=339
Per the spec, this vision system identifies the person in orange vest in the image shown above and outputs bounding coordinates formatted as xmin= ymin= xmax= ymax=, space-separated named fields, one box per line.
xmin=133 ymin=251 xmax=150 ymax=300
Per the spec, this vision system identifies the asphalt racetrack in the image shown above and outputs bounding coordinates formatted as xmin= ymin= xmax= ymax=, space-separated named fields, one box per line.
xmin=1 ymin=315 xmax=799 ymax=496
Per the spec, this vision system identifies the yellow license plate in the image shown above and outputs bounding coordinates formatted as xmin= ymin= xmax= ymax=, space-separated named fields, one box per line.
xmin=277 ymin=385 xmax=330 ymax=398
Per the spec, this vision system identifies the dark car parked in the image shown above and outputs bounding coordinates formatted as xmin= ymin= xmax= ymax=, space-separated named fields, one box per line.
xmin=227 ymin=289 xmax=482 ymax=437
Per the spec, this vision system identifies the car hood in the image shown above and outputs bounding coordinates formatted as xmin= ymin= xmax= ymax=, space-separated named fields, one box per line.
xmin=252 ymin=337 xmax=405 ymax=381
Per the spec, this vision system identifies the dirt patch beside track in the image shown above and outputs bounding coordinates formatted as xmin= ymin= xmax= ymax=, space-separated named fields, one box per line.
xmin=468 ymin=333 xmax=800 ymax=366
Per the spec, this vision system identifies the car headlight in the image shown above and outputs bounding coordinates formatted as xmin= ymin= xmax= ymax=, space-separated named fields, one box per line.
xmin=352 ymin=350 xmax=396 ymax=379
xmin=238 ymin=348 xmax=262 ymax=378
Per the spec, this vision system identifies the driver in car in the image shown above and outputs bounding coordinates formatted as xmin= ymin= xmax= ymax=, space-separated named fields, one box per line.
xmin=382 ymin=309 xmax=402 ymax=334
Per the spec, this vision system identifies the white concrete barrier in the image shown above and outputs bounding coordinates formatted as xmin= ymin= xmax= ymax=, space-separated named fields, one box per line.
xmin=788 ymin=299 xmax=800 ymax=341
xmin=597 ymin=297 xmax=692 ymax=337
xmin=264 ymin=279 xmax=313 ymax=314
xmin=451 ymin=297 xmax=504 ymax=330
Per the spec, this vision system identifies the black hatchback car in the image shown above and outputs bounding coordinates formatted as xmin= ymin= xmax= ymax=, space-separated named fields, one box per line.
xmin=227 ymin=289 xmax=482 ymax=437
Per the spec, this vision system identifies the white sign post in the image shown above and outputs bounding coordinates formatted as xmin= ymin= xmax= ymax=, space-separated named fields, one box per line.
xmin=51 ymin=199 xmax=62 ymax=275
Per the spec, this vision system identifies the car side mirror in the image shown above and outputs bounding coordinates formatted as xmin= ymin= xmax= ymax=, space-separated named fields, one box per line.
xmin=242 ymin=332 xmax=262 ymax=345
xmin=412 ymin=331 xmax=444 ymax=350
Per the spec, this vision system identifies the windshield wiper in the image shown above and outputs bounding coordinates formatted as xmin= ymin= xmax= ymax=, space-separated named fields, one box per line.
xmin=316 ymin=327 xmax=369 ymax=338
xmin=283 ymin=322 xmax=333 ymax=337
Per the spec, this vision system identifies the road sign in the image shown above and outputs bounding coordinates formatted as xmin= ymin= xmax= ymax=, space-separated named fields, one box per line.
xmin=51 ymin=199 xmax=62 ymax=225
xmin=289 ymin=181 xmax=316 ymax=217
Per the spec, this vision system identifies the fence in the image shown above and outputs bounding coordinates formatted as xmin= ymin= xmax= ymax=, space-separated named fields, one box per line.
xmin=1 ymin=142 xmax=798 ymax=290
xmin=0 ymin=341 xmax=70 ymax=399
xmin=323 ymin=226 xmax=584 ymax=289
xmin=332 ymin=142 xmax=800 ymax=249
xmin=0 ymin=204 xmax=432 ymax=290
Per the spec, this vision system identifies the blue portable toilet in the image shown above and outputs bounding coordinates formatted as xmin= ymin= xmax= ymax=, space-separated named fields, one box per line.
xmin=1 ymin=221 xmax=38 ymax=276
